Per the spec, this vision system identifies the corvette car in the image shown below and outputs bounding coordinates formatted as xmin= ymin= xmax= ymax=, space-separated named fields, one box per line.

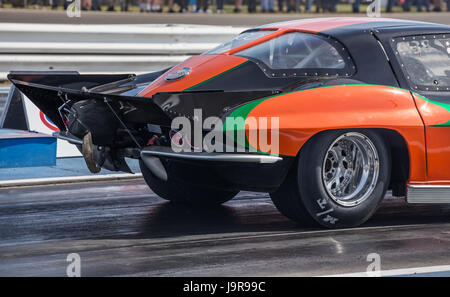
xmin=7 ymin=17 xmax=450 ymax=228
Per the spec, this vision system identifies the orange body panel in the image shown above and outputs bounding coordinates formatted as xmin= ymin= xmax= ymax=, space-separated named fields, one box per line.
xmin=138 ymin=55 xmax=248 ymax=97
xmin=244 ymin=85 xmax=427 ymax=182
xmin=413 ymin=93 xmax=450 ymax=182
xmin=412 ymin=95 xmax=449 ymax=126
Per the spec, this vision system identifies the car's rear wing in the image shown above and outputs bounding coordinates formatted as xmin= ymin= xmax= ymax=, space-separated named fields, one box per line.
xmin=8 ymin=72 xmax=173 ymax=132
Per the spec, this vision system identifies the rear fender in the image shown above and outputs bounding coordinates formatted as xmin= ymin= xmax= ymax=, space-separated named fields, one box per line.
xmin=227 ymin=84 xmax=427 ymax=182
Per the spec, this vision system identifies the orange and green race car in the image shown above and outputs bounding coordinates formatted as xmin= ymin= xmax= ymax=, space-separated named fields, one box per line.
xmin=8 ymin=17 xmax=450 ymax=228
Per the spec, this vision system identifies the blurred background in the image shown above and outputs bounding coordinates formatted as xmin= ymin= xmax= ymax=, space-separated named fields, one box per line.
xmin=0 ymin=0 xmax=449 ymax=14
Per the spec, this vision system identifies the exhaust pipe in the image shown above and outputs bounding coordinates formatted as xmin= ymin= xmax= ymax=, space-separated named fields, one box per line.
xmin=82 ymin=132 xmax=103 ymax=173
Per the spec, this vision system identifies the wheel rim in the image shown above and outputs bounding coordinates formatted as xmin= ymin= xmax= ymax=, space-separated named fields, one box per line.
xmin=322 ymin=132 xmax=379 ymax=207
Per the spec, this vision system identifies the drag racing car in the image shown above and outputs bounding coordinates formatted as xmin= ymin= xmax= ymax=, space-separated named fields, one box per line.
xmin=8 ymin=17 xmax=450 ymax=228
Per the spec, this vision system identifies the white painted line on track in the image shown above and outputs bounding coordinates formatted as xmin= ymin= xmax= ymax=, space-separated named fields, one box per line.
xmin=319 ymin=265 xmax=450 ymax=277
xmin=0 ymin=173 xmax=143 ymax=188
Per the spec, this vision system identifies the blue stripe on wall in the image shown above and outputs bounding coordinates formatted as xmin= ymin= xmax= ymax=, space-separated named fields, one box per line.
xmin=0 ymin=136 xmax=56 ymax=168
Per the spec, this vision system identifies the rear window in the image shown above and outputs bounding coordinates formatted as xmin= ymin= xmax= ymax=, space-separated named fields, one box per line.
xmin=203 ymin=30 xmax=274 ymax=55
xmin=393 ymin=34 xmax=450 ymax=91
xmin=232 ymin=32 xmax=355 ymax=78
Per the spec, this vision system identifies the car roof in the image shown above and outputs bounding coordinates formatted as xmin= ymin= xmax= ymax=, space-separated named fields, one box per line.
xmin=257 ymin=17 xmax=450 ymax=35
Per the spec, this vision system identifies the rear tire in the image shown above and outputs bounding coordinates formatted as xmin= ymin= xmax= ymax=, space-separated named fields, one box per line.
xmin=140 ymin=160 xmax=238 ymax=205
xmin=270 ymin=129 xmax=391 ymax=228
xmin=270 ymin=161 xmax=317 ymax=226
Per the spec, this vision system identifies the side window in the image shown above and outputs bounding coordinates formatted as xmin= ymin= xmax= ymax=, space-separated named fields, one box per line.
xmin=233 ymin=32 xmax=355 ymax=78
xmin=393 ymin=34 xmax=450 ymax=91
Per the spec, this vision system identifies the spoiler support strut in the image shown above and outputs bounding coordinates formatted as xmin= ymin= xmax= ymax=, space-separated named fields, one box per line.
xmin=103 ymin=97 xmax=142 ymax=150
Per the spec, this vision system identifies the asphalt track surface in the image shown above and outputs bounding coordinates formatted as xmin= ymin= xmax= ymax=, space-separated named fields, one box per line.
xmin=1 ymin=179 xmax=450 ymax=276
xmin=0 ymin=9 xmax=450 ymax=26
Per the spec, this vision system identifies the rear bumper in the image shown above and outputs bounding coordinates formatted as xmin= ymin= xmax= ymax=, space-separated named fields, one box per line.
xmin=140 ymin=146 xmax=283 ymax=164
xmin=140 ymin=146 xmax=293 ymax=192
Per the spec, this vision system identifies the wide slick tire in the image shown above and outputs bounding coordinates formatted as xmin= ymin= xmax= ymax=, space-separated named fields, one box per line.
xmin=271 ymin=129 xmax=391 ymax=228
xmin=139 ymin=160 xmax=238 ymax=205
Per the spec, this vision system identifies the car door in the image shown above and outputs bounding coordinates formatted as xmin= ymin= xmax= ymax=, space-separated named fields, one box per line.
xmin=375 ymin=27 xmax=450 ymax=182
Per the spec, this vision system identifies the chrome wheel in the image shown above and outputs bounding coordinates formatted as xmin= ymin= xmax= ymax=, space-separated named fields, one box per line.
xmin=322 ymin=132 xmax=379 ymax=207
